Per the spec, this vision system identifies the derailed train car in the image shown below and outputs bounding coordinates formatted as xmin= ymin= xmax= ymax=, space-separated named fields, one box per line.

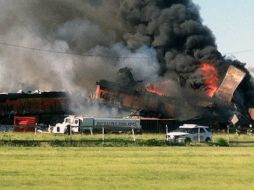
xmin=0 ymin=91 xmax=70 ymax=125
xmin=95 ymin=65 xmax=254 ymax=129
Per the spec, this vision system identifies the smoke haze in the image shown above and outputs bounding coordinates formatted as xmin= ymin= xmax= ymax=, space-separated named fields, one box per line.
xmin=0 ymin=0 xmax=253 ymax=118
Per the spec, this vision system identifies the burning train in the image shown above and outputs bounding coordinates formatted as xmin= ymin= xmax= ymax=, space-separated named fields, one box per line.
xmin=95 ymin=64 xmax=254 ymax=129
xmin=0 ymin=1 xmax=254 ymax=131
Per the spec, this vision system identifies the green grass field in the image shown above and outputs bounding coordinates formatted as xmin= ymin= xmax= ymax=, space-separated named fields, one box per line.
xmin=0 ymin=132 xmax=164 ymax=141
xmin=1 ymin=132 xmax=254 ymax=141
xmin=0 ymin=147 xmax=254 ymax=190
xmin=1 ymin=132 xmax=254 ymax=147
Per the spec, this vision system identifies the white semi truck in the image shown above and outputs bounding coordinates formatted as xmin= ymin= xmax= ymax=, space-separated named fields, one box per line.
xmin=49 ymin=115 xmax=82 ymax=134
xmin=50 ymin=115 xmax=141 ymax=134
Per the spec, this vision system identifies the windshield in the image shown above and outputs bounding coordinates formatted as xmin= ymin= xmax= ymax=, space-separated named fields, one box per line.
xmin=65 ymin=118 xmax=71 ymax=123
xmin=173 ymin=128 xmax=197 ymax=133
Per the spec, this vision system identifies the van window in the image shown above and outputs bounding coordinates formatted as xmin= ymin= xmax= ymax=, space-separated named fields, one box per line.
xmin=74 ymin=120 xmax=79 ymax=125
xmin=205 ymin=128 xmax=211 ymax=133
xmin=191 ymin=128 xmax=198 ymax=134
xmin=199 ymin=128 xmax=205 ymax=133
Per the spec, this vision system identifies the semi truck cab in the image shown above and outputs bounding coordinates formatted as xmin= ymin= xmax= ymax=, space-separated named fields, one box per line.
xmin=51 ymin=115 xmax=82 ymax=134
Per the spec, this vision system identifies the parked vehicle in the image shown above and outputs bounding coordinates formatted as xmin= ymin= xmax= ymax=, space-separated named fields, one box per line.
xmin=49 ymin=115 xmax=141 ymax=134
xmin=166 ymin=124 xmax=212 ymax=144
xmin=14 ymin=116 xmax=38 ymax=132
xmin=49 ymin=115 xmax=81 ymax=134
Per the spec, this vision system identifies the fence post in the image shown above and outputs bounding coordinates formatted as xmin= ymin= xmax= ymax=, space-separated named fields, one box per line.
xmin=90 ymin=127 xmax=93 ymax=135
xmin=132 ymin=128 xmax=136 ymax=142
xmin=34 ymin=123 xmax=37 ymax=135
xmin=227 ymin=125 xmax=230 ymax=146
xmin=102 ymin=127 xmax=105 ymax=141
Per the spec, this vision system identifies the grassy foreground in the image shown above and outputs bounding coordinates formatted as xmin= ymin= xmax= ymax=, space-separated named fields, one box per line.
xmin=1 ymin=132 xmax=254 ymax=147
xmin=0 ymin=147 xmax=254 ymax=190
xmin=0 ymin=133 xmax=165 ymax=141
xmin=1 ymin=132 xmax=254 ymax=141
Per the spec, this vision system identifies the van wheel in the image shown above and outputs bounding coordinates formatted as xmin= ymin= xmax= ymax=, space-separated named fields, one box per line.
xmin=185 ymin=138 xmax=191 ymax=145
xmin=205 ymin=138 xmax=212 ymax=144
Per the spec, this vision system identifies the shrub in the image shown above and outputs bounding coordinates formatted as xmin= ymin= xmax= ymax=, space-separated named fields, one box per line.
xmin=215 ymin=138 xmax=229 ymax=147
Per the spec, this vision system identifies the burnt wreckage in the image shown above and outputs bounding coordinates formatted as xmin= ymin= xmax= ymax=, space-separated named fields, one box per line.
xmin=1 ymin=1 xmax=254 ymax=131
xmin=96 ymin=65 xmax=254 ymax=128
xmin=0 ymin=91 xmax=70 ymax=125
xmin=0 ymin=64 xmax=253 ymax=131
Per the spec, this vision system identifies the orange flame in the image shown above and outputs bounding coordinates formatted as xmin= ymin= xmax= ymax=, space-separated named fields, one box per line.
xmin=95 ymin=86 xmax=102 ymax=99
xmin=145 ymin=83 xmax=166 ymax=96
xmin=199 ymin=63 xmax=219 ymax=97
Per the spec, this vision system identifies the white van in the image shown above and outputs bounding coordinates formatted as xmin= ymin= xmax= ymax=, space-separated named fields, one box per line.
xmin=166 ymin=124 xmax=212 ymax=143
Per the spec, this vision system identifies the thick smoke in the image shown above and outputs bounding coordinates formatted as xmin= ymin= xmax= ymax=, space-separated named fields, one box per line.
xmin=119 ymin=1 xmax=217 ymax=85
xmin=0 ymin=0 xmax=161 ymax=116
xmin=0 ymin=0 xmax=253 ymax=120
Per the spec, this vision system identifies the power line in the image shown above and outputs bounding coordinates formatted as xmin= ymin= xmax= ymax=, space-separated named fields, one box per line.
xmin=0 ymin=41 xmax=154 ymax=59
xmin=4 ymin=39 xmax=253 ymax=58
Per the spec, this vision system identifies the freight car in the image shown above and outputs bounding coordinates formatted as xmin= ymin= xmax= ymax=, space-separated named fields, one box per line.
xmin=0 ymin=91 xmax=70 ymax=125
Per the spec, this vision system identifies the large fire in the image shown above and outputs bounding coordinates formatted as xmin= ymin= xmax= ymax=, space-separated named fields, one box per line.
xmin=199 ymin=63 xmax=219 ymax=97
xmin=146 ymin=64 xmax=219 ymax=98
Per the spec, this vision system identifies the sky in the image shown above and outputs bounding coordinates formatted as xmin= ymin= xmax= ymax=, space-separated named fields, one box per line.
xmin=193 ymin=0 xmax=254 ymax=67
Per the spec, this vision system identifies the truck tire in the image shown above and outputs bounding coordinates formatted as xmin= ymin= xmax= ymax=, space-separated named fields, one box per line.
xmin=65 ymin=125 xmax=71 ymax=135
xmin=185 ymin=138 xmax=191 ymax=145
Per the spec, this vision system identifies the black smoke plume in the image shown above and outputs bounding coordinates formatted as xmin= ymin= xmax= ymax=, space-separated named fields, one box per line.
xmin=0 ymin=0 xmax=253 ymax=121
